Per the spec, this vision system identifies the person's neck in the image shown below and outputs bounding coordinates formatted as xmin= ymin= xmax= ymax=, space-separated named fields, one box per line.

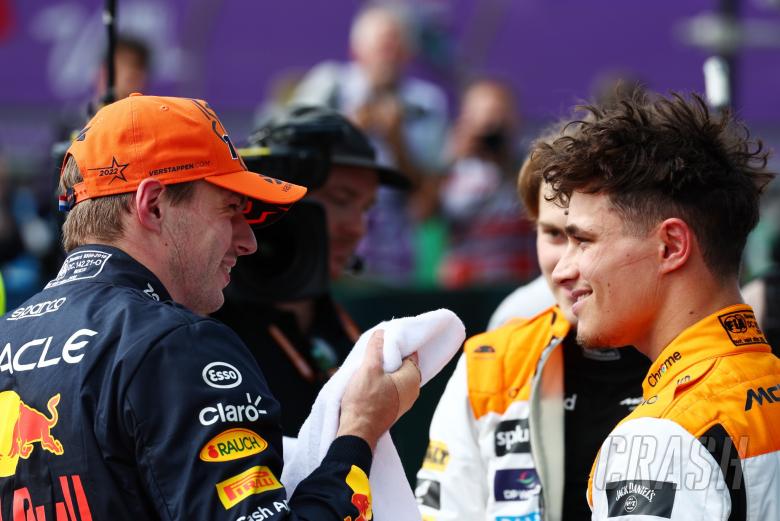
xmin=275 ymin=299 xmax=317 ymax=335
xmin=109 ymin=235 xmax=175 ymax=300
xmin=637 ymin=273 xmax=743 ymax=361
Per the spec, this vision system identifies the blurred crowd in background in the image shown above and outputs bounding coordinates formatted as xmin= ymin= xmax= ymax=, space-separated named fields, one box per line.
xmin=1 ymin=0 xmax=780 ymax=311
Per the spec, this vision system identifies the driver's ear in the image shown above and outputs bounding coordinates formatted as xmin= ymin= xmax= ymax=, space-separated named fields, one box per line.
xmin=657 ymin=218 xmax=693 ymax=274
xmin=134 ymin=179 xmax=167 ymax=233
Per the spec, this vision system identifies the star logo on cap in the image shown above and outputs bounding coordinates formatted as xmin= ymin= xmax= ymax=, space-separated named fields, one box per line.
xmin=89 ymin=156 xmax=130 ymax=184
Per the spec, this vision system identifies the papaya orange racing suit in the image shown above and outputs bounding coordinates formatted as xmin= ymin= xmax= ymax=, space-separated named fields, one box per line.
xmin=588 ymin=304 xmax=780 ymax=520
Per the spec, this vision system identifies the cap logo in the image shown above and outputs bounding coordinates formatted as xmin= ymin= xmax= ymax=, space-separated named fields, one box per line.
xmin=189 ymin=99 xmax=239 ymax=161
xmin=75 ymin=126 xmax=90 ymax=141
xmin=215 ymin=124 xmax=239 ymax=160
xmin=88 ymin=156 xmax=129 ymax=184
xmin=190 ymin=98 xmax=219 ymax=121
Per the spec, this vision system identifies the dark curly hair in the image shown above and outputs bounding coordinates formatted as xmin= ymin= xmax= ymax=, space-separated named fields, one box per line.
xmin=538 ymin=91 xmax=775 ymax=278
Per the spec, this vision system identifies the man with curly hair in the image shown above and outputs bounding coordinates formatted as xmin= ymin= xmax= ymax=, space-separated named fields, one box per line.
xmin=540 ymin=92 xmax=779 ymax=520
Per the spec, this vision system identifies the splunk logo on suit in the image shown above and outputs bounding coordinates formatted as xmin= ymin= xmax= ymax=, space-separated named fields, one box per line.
xmin=495 ymin=419 xmax=530 ymax=456
xmin=0 ymin=329 xmax=98 ymax=374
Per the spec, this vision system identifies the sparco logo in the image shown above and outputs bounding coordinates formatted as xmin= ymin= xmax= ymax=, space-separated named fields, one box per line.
xmin=495 ymin=419 xmax=530 ymax=456
xmin=202 ymin=361 xmax=242 ymax=389
xmin=7 ymin=298 xmax=66 ymax=321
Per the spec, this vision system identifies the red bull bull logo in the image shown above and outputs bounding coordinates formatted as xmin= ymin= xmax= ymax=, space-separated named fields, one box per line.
xmin=349 ymin=494 xmax=371 ymax=521
xmin=0 ymin=392 xmax=64 ymax=477
xmin=344 ymin=465 xmax=372 ymax=521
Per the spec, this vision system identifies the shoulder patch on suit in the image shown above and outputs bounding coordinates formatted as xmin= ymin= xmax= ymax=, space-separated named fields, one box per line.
xmin=605 ymin=479 xmax=675 ymax=518
xmin=717 ymin=310 xmax=767 ymax=346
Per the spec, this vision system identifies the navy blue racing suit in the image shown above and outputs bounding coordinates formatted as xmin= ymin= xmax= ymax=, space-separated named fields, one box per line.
xmin=0 ymin=245 xmax=373 ymax=521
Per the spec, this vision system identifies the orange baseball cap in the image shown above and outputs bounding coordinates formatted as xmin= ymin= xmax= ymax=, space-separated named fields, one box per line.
xmin=62 ymin=93 xmax=307 ymax=217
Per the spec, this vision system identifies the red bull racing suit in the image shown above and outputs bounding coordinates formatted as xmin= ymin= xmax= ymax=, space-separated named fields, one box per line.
xmin=588 ymin=304 xmax=780 ymax=520
xmin=0 ymin=245 xmax=373 ymax=521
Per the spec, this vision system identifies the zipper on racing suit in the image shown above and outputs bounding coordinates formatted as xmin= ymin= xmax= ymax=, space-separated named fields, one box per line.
xmin=528 ymin=335 xmax=566 ymax=521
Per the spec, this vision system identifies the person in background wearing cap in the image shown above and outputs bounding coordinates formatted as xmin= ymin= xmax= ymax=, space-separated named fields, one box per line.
xmin=215 ymin=106 xmax=410 ymax=436
xmin=0 ymin=94 xmax=421 ymax=520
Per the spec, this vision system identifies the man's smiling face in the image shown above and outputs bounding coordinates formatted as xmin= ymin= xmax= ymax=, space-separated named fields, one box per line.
xmin=552 ymin=191 xmax=660 ymax=349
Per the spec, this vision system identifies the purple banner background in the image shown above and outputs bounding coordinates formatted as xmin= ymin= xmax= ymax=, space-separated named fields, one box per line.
xmin=0 ymin=0 xmax=779 ymax=154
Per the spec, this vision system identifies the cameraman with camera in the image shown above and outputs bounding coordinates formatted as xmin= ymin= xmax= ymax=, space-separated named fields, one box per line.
xmin=438 ymin=79 xmax=537 ymax=287
xmin=213 ymin=106 xmax=410 ymax=436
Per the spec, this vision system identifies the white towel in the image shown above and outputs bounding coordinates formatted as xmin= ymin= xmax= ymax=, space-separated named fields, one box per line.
xmin=281 ymin=308 xmax=465 ymax=520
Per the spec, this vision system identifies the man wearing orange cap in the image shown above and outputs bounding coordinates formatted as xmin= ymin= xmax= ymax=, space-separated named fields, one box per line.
xmin=0 ymin=94 xmax=420 ymax=520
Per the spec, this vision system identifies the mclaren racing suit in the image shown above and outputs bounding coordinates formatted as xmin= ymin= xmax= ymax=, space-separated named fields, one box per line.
xmin=588 ymin=304 xmax=780 ymax=520
xmin=0 ymin=245 xmax=373 ymax=521
xmin=416 ymin=306 xmax=648 ymax=521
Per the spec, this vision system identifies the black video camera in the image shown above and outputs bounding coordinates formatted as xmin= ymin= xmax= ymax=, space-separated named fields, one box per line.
xmin=227 ymin=108 xmax=353 ymax=304
xmin=240 ymin=118 xmax=346 ymax=192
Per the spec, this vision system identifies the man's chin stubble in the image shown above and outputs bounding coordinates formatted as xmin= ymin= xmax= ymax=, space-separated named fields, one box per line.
xmin=576 ymin=331 xmax=616 ymax=350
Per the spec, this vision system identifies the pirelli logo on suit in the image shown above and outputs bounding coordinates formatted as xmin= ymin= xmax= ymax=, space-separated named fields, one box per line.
xmin=215 ymin=466 xmax=282 ymax=509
